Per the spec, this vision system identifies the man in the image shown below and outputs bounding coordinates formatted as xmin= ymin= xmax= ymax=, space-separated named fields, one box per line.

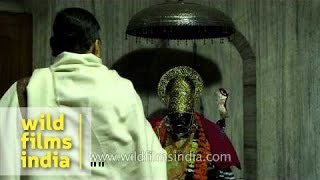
xmin=151 ymin=66 xmax=241 ymax=180
xmin=0 ymin=8 xmax=166 ymax=180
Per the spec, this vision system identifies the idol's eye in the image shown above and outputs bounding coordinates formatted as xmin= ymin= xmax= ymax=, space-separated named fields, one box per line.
xmin=168 ymin=113 xmax=192 ymax=125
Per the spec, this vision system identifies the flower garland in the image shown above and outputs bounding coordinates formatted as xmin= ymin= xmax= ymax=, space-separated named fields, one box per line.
xmin=153 ymin=114 xmax=211 ymax=180
xmin=192 ymin=113 xmax=211 ymax=180
xmin=185 ymin=135 xmax=199 ymax=179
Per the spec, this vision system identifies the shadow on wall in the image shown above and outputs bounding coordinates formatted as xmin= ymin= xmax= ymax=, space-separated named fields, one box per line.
xmin=111 ymin=48 xmax=223 ymax=94
xmin=147 ymin=108 xmax=167 ymax=120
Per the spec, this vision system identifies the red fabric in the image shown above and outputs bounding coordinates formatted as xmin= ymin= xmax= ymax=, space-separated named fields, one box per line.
xmin=150 ymin=113 xmax=241 ymax=170
xmin=150 ymin=116 xmax=167 ymax=145
xmin=195 ymin=112 xmax=241 ymax=170
xmin=150 ymin=117 xmax=162 ymax=129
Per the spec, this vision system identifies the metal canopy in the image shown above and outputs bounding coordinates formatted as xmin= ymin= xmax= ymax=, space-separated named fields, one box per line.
xmin=126 ymin=1 xmax=235 ymax=40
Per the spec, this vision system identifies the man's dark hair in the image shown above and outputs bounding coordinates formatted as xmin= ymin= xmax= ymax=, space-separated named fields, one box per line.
xmin=50 ymin=8 xmax=100 ymax=56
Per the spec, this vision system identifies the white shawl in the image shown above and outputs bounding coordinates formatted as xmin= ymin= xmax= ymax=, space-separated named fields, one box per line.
xmin=0 ymin=52 xmax=167 ymax=180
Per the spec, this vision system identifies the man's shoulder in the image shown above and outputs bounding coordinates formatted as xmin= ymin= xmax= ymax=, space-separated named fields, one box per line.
xmin=89 ymin=68 xmax=138 ymax=106
xmin=0 ymin=67 xmax=51 ymax=107
xmin=105 ymin=69 xmax=135 ymax=92
xmin=0 ymin=81 xmax=18 ymax=107
xmin=30 ymin=67 xmax=51 ymax=80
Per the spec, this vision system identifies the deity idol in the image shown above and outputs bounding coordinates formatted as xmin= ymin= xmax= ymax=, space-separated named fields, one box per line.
xmin=151 ymin=66 xmax=241 ymax=180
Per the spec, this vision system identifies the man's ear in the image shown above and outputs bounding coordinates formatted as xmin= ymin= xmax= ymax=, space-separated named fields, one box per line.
xmin=92 ymin=39 xmax=101 ymax=58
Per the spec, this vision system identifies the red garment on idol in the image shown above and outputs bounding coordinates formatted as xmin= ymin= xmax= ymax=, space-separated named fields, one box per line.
xmin=150 ymin=112 xmax=241 ymax=171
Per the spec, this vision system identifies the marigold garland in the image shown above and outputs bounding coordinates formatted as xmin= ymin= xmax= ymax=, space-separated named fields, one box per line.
xmin=154 ymin=115 xmax=212 ymax=180
xmin=193 ymin=113 xmax=211 ymax=180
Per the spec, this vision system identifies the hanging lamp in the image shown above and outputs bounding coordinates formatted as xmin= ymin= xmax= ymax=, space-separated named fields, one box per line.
xmin=126 ymin=0 xmax=235 ymax=40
